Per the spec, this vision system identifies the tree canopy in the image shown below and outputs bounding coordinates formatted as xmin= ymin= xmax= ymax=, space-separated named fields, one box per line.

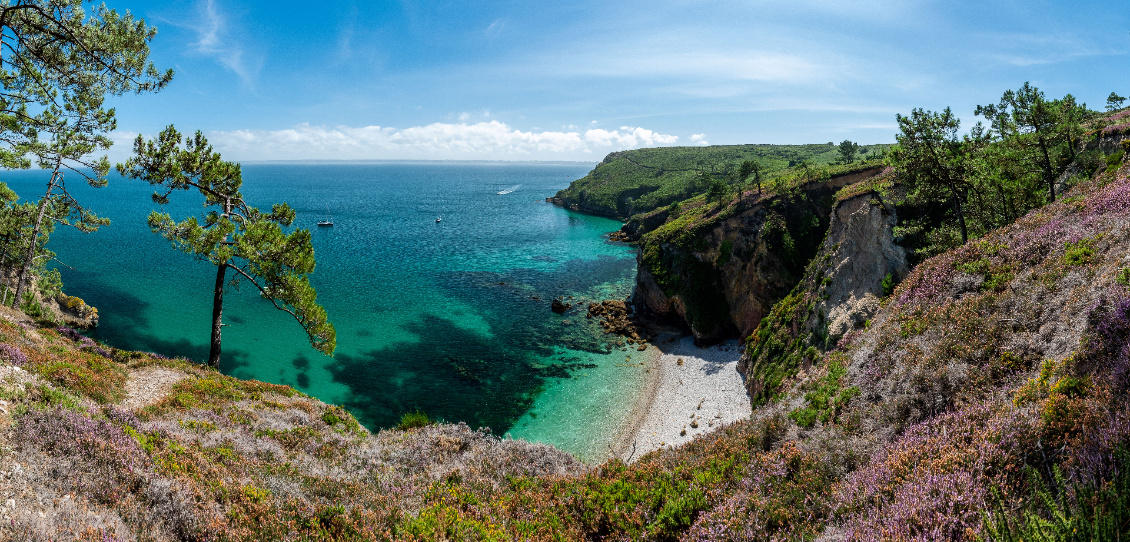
xmin=117 ymin=126 xmax=336 ymax=368
xmin=974 ymin=82 xmax=1088 ymax=202
xmin=890 ymin=107 xmax=980 ymax=244
xmin=0 ymin=0 xmax=172 ymax=307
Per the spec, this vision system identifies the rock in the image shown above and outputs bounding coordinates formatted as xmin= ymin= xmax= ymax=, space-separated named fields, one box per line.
xmin=52 ymin=292 xmax=99 ymax=328
xmin=587 ymin=300 xmax=642 ymax=338
xmin=815 ymin=191 xmax=908 ymax=344
xmin=630 ymin=166 xmax=884 ymax=343
xmin=551 ymin=299 xmax=571 ymax=313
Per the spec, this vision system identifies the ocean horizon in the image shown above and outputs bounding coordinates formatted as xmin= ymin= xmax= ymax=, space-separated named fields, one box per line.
xmin=0 ymin=162 xmax=649 ymax=462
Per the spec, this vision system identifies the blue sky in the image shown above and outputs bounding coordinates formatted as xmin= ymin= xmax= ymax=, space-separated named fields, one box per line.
xmin=104 ymin=0 xmax=1129 ymax=162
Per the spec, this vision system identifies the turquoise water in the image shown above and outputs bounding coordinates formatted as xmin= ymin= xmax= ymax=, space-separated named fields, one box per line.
xmin=0 ymin=162 xmax=650 ymax=462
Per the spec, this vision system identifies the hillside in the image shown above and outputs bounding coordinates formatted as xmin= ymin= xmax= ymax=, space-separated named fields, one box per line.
xmin=0 ymin=138 xmax=1124 ymax=539
xmin=547 ymin=144 xmax=886 ymax=218
xmin=629 ymin=166 xmax=884 ymax=343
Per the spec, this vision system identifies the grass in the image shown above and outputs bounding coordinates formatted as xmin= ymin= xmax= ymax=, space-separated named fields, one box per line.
xmin=551 ymin=142 xmax=887 ymax=218
xmin=0 ymin=134 xmax=1127 ymax=540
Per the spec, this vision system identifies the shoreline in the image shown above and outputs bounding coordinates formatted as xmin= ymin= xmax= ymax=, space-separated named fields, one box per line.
xmin=611 ymin=335 xmax=751 ymax=462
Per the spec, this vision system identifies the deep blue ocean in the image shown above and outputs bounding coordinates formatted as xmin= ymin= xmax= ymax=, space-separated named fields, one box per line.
xmin=0 ymin=162 xmax=650 ymax=461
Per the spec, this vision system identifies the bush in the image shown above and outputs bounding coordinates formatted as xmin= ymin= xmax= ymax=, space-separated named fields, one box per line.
xmin=397 ymin=409 xmax=432 ymax=430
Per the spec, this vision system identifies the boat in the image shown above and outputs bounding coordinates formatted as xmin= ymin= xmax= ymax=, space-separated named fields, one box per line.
xmin=435 ymin=217 xmax=442 ymax=223
xmin=317 ymin=209 xmax=333 ymax=226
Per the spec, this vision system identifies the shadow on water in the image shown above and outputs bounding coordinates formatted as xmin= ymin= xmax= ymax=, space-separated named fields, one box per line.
xmin=74 ymin=281 xmax=151 ymax=330
xmin=329 ymin=255 xmax=636 ymax=433
xmin=328 ymin=314 xmax=545 ymax=433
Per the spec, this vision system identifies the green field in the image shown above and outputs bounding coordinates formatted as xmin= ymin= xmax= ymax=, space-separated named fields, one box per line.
xmin=552 ymin=143 xmax=890 ymax=218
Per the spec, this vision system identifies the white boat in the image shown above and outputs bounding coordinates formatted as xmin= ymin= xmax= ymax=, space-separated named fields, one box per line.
xmin=435 ymin=217 xmax=442 ymax=223
xmin=318 ymin=209 xmax=333 ymax=226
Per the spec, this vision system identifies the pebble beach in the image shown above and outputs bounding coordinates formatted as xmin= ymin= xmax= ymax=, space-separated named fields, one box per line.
xmin=614 ymin=336 xmax=751 ymax=461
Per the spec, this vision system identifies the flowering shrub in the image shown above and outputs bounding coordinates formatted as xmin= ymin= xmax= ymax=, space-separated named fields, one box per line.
xmin=56 ymin=325 xmax=84 ymax=342
xmin=0 ymin=343 xmax=27 ymax=366
xmin=683 ymin=443 xmax=832 ymax=541
xmin=834 ymin=402 xmax=1032 ymax=540
xmin=17 ymin=406 xmax=149 ymax=505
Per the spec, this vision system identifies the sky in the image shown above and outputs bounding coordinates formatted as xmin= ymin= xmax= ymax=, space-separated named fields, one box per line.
xmin=101 ymin=0 xmax=1129 ymax=163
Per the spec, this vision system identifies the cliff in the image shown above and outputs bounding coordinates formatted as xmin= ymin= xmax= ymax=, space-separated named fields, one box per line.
xmin=546 ymin=145 xmax=885 ymax=219
xmin=740 ymin=174 xmax=908 ymax=404
xmin=629 ymin=166 xmax=884 ymax=344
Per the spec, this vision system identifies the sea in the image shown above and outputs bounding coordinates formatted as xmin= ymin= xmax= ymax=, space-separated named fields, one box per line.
xmin=0 ymin=162 xmax=651 ymax=463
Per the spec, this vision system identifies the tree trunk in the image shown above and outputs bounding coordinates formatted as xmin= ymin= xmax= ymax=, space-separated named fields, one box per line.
xmin=1037 ymin=136 xmax=1055 ymax=202
xmin=13 ymin=161 xmax=62 ymax=308
xmin=949 ymin=182 xmax=968 ymax=244
xmin=208 ymin=263 xmax=227 ymax=368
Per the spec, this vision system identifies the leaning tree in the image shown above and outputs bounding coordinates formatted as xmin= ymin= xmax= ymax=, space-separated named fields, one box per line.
xmin=890 ymin=107 xmax=981 ymax=245
xmin=0 ymin=0 xmax=173 ymax=307
xmin=117 ymin=126 xmax=336 ymax=368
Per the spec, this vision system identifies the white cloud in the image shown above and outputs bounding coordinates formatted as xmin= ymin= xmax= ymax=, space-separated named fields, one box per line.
xmin=690 ymin=133 xmax=709 ymax=146
xmin=205 ymin=121 xmax=681 ymax=161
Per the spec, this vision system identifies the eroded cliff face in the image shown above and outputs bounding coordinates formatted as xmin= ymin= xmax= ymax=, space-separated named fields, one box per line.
xmin=629 ymin=167 xmax=883 ymax=344
xmin=816 ymin=192 xmax=908 ymax=341
xmin=737 ymin=187 xmax=907 ymax=403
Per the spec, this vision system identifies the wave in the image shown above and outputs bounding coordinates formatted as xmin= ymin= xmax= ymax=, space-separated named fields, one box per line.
xmin=497 ymin=184 xmax=520 ymax=195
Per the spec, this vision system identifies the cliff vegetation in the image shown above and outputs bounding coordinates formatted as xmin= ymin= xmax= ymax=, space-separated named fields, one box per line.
xmin=548 ymin=144 xmax=887 ymax=218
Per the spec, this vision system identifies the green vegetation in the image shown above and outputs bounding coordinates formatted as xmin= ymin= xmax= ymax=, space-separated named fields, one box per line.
xmin=891 ymin=82 xmax=1098 ymax=263
xmin=551 ymin=143 xmax=887 ymax=218
xmin=397 ymin=409 xmax=433 ymax=430
xmin=788 ymin=354 xmax=859 ymax=428
xmin=117 ymin=127 xmax=337 ymax=368
xmin=0 ymin=1 xmax=171 ymax=309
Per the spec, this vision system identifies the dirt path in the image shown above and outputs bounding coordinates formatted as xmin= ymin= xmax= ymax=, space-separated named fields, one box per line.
xmin=122 ymin=366 xmax=189 ymax=410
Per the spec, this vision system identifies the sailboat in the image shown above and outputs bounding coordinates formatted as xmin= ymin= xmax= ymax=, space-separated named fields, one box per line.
xmin=317 ymin=209 xmax=334 ymax=226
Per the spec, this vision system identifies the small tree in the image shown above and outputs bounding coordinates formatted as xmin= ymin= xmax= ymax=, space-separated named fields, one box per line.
xmin=667 ymin=200 xmax=681 ymax=219
xmin=118 ymin=127 xmax=336 ymax=368
xmin=975 ymin=82 xmax=1087 ymax=202
xmin=707 ymin=177 xmax=728 ymax=206
xmin=891 ymin=107 xmax=978 ymax=244
xmin=1107 ymin=92 xmax=1126 ymax=112
xmin=838 ymin=140 xmax=860 ymax=164
xmin=738 ymin=159 xmax=763 ymax=200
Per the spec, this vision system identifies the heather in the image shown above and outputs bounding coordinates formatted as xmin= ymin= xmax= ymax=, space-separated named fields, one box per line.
xmin=0 ymin=132 xmax=1126 ymax=540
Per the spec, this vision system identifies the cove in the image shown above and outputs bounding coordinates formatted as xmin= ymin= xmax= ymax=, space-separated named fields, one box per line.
xmin=0 ymin=162 xmax=650 ymax=462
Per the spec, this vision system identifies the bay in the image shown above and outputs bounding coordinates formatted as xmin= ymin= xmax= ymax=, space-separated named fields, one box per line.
xmin=0 ymin=162 xmax=649 ymax=462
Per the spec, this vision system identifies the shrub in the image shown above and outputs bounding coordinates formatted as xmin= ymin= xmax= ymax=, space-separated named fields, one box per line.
xmin=1063 ymin=238 xmax=1096 ymax=266
xmin=1117 ymin=267 xmax=1130 ymax=287
xmin=881 ymin=272 xmax=896 ymax=297
xmin=398 ymin=409 xmax=432 ymax=430
xmin=0 ymin=344 xmax=27 ymax=366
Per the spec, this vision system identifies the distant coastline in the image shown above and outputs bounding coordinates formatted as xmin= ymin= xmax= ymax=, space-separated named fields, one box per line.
xmin=238 ymin=159 xmax=599 ymax=167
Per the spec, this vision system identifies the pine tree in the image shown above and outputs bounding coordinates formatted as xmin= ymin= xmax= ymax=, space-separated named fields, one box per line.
xmin=118 ymin=127 xmax=336 ymax=368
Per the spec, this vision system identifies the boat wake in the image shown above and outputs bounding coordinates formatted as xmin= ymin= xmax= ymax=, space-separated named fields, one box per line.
xmin=497 ymin=184 xmax=520 ymax=195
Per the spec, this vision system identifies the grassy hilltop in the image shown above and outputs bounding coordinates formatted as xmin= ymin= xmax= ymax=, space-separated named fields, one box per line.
xmin=549 ymin=143 xmax=888 ymax=218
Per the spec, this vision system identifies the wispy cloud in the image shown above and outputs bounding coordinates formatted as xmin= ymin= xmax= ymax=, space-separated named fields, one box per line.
xmin=485 ymin=18 xmax=506 ymax=37
xmin=206 ymin=121 xmax=680 ymax=161
xmin=192 ymin=0 xmax=260 ymax=87
xmin=690 ymin=133 xmax=709 ymax=146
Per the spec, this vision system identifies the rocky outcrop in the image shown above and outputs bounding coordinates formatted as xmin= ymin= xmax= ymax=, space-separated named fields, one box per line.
xmin=630 ymin=167 xmax=884 ymax=344
xmin=51 ymin=293 xmax=99 ymax=329
xmin=816 ymin=192 xmax=908 ymax=342
xmin=737 ymin=187 xmax=907 ymax=403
